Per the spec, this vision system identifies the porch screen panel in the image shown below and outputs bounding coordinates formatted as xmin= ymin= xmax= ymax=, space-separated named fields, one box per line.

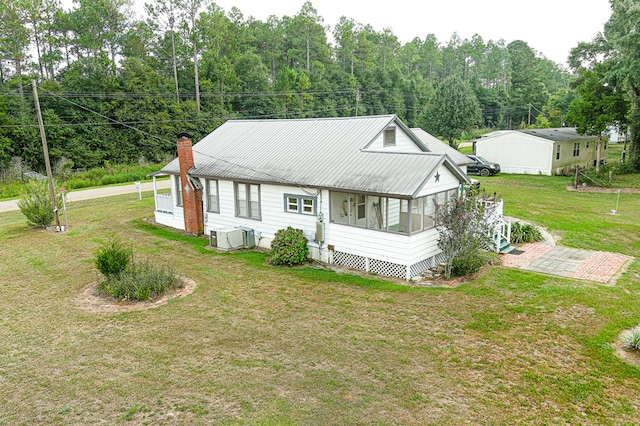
xmin=411 ymin=198 xmax=424 ymax=233
xmin=330 ymin=191 xmax=349 ymax=225
xmin=368 ymin=196 xmax=385 ymax=230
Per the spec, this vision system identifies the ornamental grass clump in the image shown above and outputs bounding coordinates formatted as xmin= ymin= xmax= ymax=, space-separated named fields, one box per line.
xmin=269 ymin=226 xmax=309 ymax=266
xmin=94 ymin=236 xmax=181 ymax=301
xmin=621 ymin=325 xmax=640 ymax=350
xmin=97 ymin=259 xmax=181 ymax=301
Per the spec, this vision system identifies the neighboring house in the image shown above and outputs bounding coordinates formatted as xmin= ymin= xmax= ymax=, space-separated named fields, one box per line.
xmin=151 ymin=115 xmax=499 ymax=280
xmin=475 ymin=128 xmax=603 ymax=175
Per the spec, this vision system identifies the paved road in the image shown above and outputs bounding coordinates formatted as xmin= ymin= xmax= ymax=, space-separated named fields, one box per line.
xmin=0 ymin=180 xmax=170 ymax=213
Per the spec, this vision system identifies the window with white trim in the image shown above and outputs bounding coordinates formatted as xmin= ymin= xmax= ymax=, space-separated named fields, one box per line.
xmin=556 ymin=144 xmax=561 ymax=160
xmin=284 ymin=194 xmax=317 ymax=215
xmin=235 ymin=182 xmax=261 ymax=220
xmin=206 ymin=179 xmax=219 ymax=213
xmin=573 ymin=142 xmax=580 ymax=157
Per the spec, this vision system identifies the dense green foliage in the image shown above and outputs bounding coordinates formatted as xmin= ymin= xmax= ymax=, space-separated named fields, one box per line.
xmin=509 ymin=222 xmax=544 ymax=244
xmin=17 ymin=179 xmax=62 ymax=227
xmin=567 ymin=0 xmax=640 ymax=168
xmin=450 ymin=250 xmax=497 ymax=277
xmin=96 ymin=259 xmax=181 ymax=301
xmin=0 ymin=0 xmax=575 ymax=177
xmin=95 ymin=235 xmax=133 ymax=278
xmin=269 ymin=226 xmax=310 ymax=266
xmin=0 ymin=162 xmax=164 ymax=200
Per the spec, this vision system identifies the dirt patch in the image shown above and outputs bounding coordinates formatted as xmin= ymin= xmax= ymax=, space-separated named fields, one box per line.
xmin=566 ymin=185 xmax=640 ymax=194
xmin=612 ymin=331 xmax=640 ymax=369
xmin=74 ymin=277 xmax=197 ymax=313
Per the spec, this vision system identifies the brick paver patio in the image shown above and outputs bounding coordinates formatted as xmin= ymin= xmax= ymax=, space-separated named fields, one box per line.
xmin=501 ymin=243 xmax=634 ymax=285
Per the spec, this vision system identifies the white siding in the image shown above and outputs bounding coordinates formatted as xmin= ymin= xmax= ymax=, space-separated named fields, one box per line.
xmin=476 ymin=133 xmax=553 ymax=175
xmin=364 ymin=127 xmax=424 ymax=152
xmin=199 ymin=179 xmax=443 ymax=269
xmin=327 ymin=224 xmax=441 ymax=266
xmin=154 ymin=175 xmax=186 ymax=230
xmin=204 ymin=182 xmax=329 ymax=250
xmin=415 ymin=164 xmax=460 ymax=198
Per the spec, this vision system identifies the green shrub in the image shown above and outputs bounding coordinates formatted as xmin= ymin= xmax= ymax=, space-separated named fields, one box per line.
xmin=269 ymin=226 xmax=309 ymax=266
xmin=615 ymin=157 xmax=640 ymax=174
xmin=95 ymin=236 xmax=133 ymax=278
xmin=97 ymin=259 xmax=181 ymax=301
xmin=17 ymin=179 xmax=62 ymax=227
xmin=451 ymin=250 xmax=497 ymax=277
xmin=621 ymin=325 xmax=640 ymax=350
xmin=510 ymin=222 xmax=543 ymax=244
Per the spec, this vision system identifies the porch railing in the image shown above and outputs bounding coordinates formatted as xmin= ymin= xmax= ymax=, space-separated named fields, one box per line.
xmin=155 ymin=193 xmax=173 ymax=213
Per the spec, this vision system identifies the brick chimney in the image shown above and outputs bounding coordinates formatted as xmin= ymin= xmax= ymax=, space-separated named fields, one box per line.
xmin=177 ymin=132 xmax=204 ymax=235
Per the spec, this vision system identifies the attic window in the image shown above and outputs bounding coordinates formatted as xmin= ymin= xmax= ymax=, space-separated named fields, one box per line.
xmin=383 ymin=126 xmax=396 ymax=147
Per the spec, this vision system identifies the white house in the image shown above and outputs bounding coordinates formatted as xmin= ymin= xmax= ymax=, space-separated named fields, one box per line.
xmin=151 ymin=115 xmax=500 ymax=280
xmin=475 ymin=128 xmax=602 ymax=175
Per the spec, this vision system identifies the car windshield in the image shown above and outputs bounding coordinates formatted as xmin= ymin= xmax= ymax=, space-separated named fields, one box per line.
xmin=475 ymin=156 xmax=489 ymax=163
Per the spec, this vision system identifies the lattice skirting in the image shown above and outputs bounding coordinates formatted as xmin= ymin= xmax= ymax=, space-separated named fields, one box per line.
xmin=332 ymin=250 xmax=442 ymax=280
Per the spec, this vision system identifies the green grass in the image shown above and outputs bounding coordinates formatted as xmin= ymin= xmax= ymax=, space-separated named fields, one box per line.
xmin=1 ymin=177 xmax=640 ymax=424
xmin=478 ymin=173 xmax=640 ymax=256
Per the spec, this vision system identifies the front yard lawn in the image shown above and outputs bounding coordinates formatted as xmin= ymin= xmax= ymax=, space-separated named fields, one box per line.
xmin=0 ymin=175 xmax=639 ymax=424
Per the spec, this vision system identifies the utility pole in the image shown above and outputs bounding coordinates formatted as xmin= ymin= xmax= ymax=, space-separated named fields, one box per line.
xmin=32 ymin=79 xmax=61 ymax=229
xmin=528 ymin=103 xmax=532 ymax=127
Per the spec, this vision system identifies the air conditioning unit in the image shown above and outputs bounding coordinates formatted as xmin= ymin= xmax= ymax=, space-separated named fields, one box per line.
xmin=215 ymin=228 xmax=245 ymax=250
xmin=238 ymin=227 xmax=255 ymax=248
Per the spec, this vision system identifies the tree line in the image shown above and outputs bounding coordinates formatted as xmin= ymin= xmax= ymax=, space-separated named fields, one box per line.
xmin=0 ymin=0 xmax=636 ymax=175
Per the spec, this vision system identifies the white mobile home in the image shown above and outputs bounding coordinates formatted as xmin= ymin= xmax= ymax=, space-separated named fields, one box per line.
xmin=476 ymin=128 xmax=601 ymax=175
xmin=151 ymin=115 xmax=488 ymax=280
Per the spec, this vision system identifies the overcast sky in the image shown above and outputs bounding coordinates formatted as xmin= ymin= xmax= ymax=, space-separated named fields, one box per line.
xmin=208 ymin=0 xmax=612 ymax=67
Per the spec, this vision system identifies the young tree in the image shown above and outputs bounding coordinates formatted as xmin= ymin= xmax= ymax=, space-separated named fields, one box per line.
xmin=565 ymin=62 xmax=628 ymax=172
xmin=421 ymin=75 xmax=482 ymax=147
xmin=434 ymin=193 xmax=497 ymax=280
xmin=604 ymin=0 xmax=640 ymax=162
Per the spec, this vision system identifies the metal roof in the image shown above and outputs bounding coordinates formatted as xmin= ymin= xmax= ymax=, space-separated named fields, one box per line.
xmin=161 ymin=115 xmax=468 ymax=197
xmin=518 ymin=128 xmax=596 ymax=142
xmin=411 ymin=128 xmax=473 ymax=166
xmin=480 ymin=128 xmax=596 ymax=142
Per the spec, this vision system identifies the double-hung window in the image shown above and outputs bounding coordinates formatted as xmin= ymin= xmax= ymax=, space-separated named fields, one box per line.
xmin=235 ymin=182 xmax=260 ymax=220
xmin=573 ymin=142 xmax=580 ymax=157
xmin=207 ymin=179 xmax=219 ymax=213
xmin=285 ymin=194 xmax=316 ymax=215
xmin=556 ymin=144 xmax=561 ymax=160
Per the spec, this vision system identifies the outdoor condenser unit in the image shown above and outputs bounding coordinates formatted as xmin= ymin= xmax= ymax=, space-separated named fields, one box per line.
xmin=215 ymin=228 xmax=245 ymax=250
xmin=239 ymin=227 xmax=255 ymax=249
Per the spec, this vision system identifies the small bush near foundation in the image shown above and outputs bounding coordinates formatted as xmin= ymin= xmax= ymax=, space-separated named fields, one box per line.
xmin=451 ymin=250 xmax=497 ymax=277
xmin=510 ymin=222 xmax=543 ymax=244
xmin=269 ymin=226 xmax=309 ymax=266
xmin=97 ymin=259 xmax=181 ymax=301
xmin=95 ymin=236 xmax=133 ymax=278
xmin=621 ymin=325 xmax=640 ymax=350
